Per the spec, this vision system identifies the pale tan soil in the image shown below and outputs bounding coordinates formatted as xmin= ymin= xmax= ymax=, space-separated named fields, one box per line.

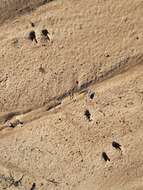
xmin=0 ymin=0 xmax=143 ymax=190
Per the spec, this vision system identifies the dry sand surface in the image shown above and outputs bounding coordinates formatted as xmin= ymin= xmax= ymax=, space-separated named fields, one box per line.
xmin=0 ymin=0 xmax=143 ymax=189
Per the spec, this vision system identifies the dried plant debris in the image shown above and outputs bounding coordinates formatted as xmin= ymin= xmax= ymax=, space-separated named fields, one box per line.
xmin=84 ymin=109 xmax=92 ymax=121
xmin=8 ymin=120 xmax=23 ymax=128
xmin=29 ymin=31 xmax=38 ymax=43
xmin=10 ymin=175 xmax=24 ymax=187
xmin=112 ymin=141 xmax=122 ymax=150
xmin=102 ymin=152 xmax=110 ymax=162
xmin=47 ymin=179 xmax=59 ymax=186
xmin=0 ymin=173 xmax=24 ymax=189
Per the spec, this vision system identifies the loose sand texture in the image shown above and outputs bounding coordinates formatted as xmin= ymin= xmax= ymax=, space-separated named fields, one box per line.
xmin=0 ymin=0 xmax=143 ymax=189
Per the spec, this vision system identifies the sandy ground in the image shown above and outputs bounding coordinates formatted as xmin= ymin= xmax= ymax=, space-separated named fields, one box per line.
xmin=0 ymin=0 xmax=143 ymax=189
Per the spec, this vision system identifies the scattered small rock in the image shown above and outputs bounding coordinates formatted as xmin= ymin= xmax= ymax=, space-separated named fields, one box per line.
xmin=11 ymin=38 xmax=19 ymax=45
xmin=47 ymin=179 xmax=59 ymax=186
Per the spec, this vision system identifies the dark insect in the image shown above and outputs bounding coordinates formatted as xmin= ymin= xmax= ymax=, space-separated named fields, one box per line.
xmin=102 ymin=152 xmax=110 ymax=162
xmin=30 ymin=183 xmax=36 ymax=190
xmin=29 ymin=31 xmax=38 ymax=43
xmin=112 ymin=141 xmax=121 ymax=150
xmin=84 ymin=109 xmax=91 ymax=121
xmin=41 ymin=29 xmax=50 ymax=40
xmin=90 ymin=92 xmax=95 ymax=99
